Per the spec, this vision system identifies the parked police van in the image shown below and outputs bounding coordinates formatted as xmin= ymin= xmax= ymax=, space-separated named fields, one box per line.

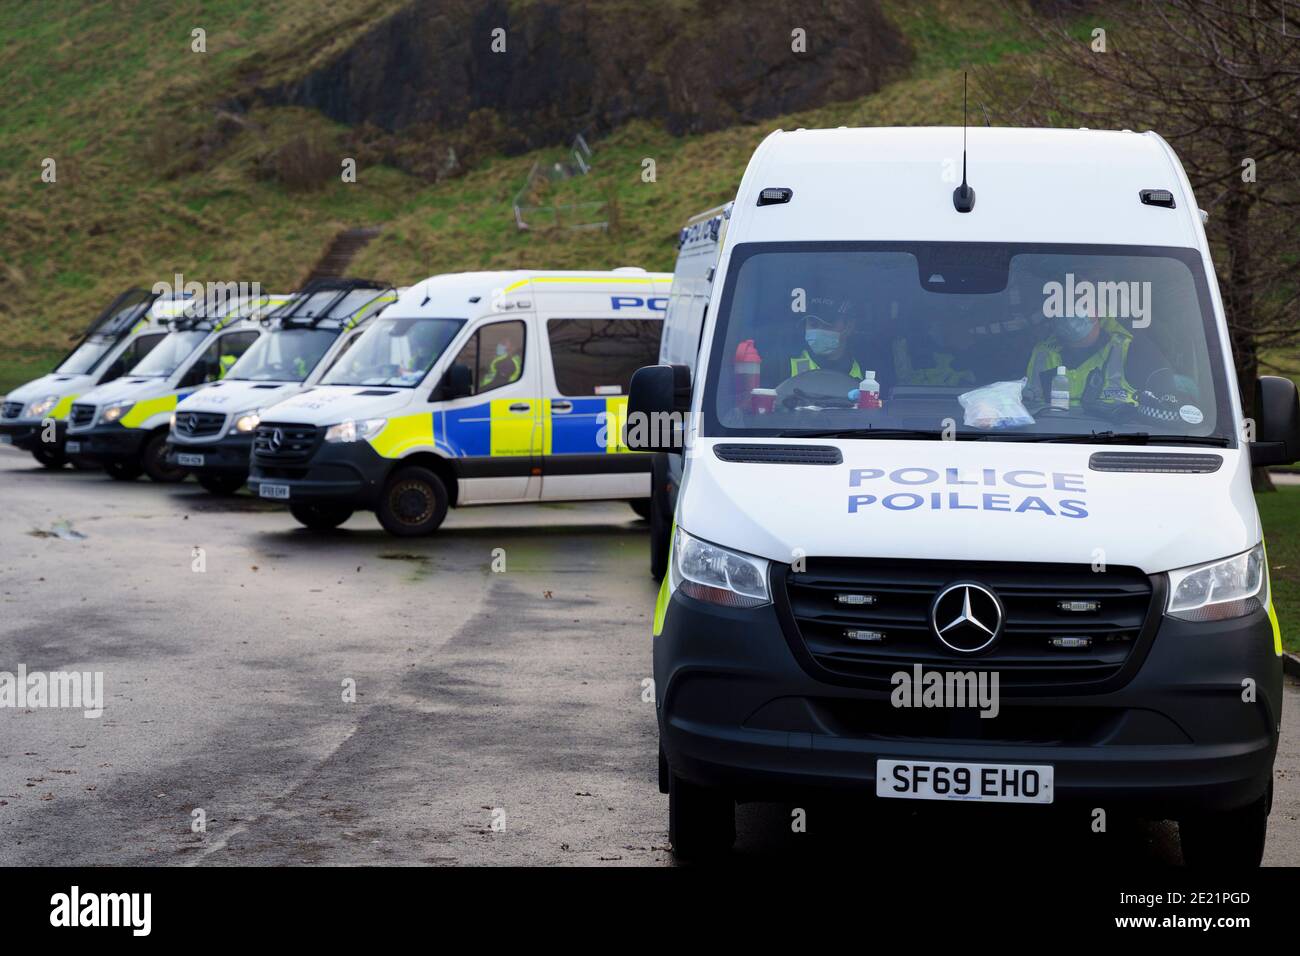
xmin=166 ymin=278 xmax=398 ymax=494
xmin=0 ymin=288 xmax=173 ymax=468
xmin=628 ymin=126 xmax=1300 ymax=864
xmin=247 ymin=269 xmax=669 ymax=535
xmin=67 ymin=291 xmax=285 ymax=482
xmin=648 ymin=202 xmax=732 ymax=579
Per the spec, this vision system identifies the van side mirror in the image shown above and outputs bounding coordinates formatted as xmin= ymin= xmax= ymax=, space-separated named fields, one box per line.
xmin=431 ymin=363 xmax=473 ymax=402
xmin=626 ymin=364 xmax=691 ymax=453
xmin=1250 ymin=375 xmax=1300 ymax=466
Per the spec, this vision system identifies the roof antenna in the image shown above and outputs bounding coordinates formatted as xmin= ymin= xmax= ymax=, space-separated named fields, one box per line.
xmin=953 ymin=72 xmax=976 ymax=213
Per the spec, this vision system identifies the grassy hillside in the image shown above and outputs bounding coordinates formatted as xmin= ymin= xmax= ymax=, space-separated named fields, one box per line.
xmin=0 ymin=0 xmax=1037 ymax=380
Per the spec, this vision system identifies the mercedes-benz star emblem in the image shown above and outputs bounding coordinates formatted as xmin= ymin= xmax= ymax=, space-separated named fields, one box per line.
xmin=268 ymin=428 xmax=283 ymax=452
xmin=930 ymin=583 xmax=1004 ymax=654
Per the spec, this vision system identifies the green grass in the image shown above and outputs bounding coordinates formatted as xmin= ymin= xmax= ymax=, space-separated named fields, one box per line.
xmin=1259 ymin=486 xmax=1300 ymax=653
xmin=0 ymin=348 xmax=66 ymax=394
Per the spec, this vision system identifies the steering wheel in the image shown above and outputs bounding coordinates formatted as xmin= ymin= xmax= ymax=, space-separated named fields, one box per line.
xmin=775 ymin=369 xmax=863 ymax=409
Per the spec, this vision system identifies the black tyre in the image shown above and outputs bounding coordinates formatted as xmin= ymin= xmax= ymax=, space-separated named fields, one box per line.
xmin=68 ymin=455 xmax=99 ymax=471
xmin=629 ymin=498 xmax=652 ymax=521
xmin=376 ymin=466 xmax=449 ymax=537
xmin=289 ymin=501 xmax=355 ymax=531
xmin=31 ymin=443 xmax=67 ymax=469
xmin=649 ymin=454 xmax=673 ymax=581
xmin=1179 ymin=785 xmax=1270 ymax=867
xmin=197 ymin=472 xmax=247 ymax=495
xmin=668 ymin=772 xmax=735 ymax=860
xmin=104 ymin=458 xmax=143 ymax=481
xmin=141 ymin=432 xmax=187 ymax=483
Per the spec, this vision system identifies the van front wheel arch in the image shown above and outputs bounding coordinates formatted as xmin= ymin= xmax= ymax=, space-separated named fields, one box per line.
xmin=376 ymin=465 xmax=449 ymax=537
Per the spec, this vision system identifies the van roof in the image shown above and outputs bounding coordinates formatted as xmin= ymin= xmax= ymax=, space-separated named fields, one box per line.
xmin=394 ymin=269 xmax=673 ymax=316
xmin=731 ymin=126 xmax=1202 ymax=248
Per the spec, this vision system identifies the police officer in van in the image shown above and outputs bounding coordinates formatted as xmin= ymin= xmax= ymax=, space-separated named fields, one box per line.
xmin=1025 ymin=306 xmax=1136 ymax=407
xmin=785 ymin=296 xmax=869 ymax=381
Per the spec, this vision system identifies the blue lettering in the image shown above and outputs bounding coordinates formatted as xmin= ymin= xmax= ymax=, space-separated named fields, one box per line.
xmin=1059 ymin=499 xmax=1089 ymax=518
xmin=610 ymin=296 xmax=643 ymax=310
xmin=948 ymin=493 xmax=978 ymax=510
xmin=1004 ymin=470 xmax=1046 ymax=489
xmin=983 ymin=493 xmax=1012 ymax=512
xmin=848 ymin=494 xmax=877 ymax=513
xmin=1015 ymin=496 xmax=1056 ymax=515
xmin=883 ymin=493 xmax=924 ymax=511
xmin=1053 ymin=472 xmax=1087 ymax=492
xmin=647 ymin=296 xmax=668 ymax=312
xmin=891 ymin=467 xmax=938 ymax=485
xmin=849 ymin=468 xmax=884 ymax=487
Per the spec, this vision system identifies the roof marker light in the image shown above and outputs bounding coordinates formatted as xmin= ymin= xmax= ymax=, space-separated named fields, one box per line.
xmin=757 ymin=187 xmax=793 ymax=206
xmin=1140 ymin=188 xmax=1176 ymax=208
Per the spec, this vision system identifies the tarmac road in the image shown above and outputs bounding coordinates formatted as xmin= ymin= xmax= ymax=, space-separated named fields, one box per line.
xmin=0 ymin=448 xmax=1296 ymax=866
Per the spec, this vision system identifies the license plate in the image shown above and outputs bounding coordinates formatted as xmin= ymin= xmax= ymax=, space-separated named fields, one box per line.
xmin=876 ymin=759 xmax=1053 ymax=805
xmin=64 ymin=441 xmax=81 ymax=453
xmin=258 ymin=482 xmax=290 ymax=500
xmin=177 ymin=453 xmax=204 ymax=467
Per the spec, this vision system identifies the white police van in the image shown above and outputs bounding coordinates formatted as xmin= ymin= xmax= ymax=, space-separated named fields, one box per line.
xmin=166 ymin=279 xmax=398 ymax=494
xmin=247 ymin=269 xmax=669 ymax=535
xmin=67 ymin=292 xmax=284 ymax=481
xmin=0 ymin=289 xmax=173 ymax=468
xmin=628 ymin=126 xmax=1299 ymax=863
xmin=648 ymin=202 xmax=732 ymax=578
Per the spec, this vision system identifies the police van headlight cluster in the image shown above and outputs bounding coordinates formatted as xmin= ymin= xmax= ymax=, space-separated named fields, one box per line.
xmin=1166 ymin=543 xmax=1266 ymax=621
xmin=670 ymin=527 xmax=770 ymax=608
xmin=324 ymin=418 xmax=386 ymax=443
xmin=101 ymin=402 xmax=134 ymax=424
xmin=232 ymin=409 xmax=263 ymax=434
xmin=25 ymin=395 xmax=60 ymax=418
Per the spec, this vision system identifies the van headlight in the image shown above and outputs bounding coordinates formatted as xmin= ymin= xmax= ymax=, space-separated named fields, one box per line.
xmin=1166 ymin=543 xmax=1266 ymax=621
xmin=232 ymin=409 xmax=262 ymax=434
xmin=25 ymin=395 xmax=59 ymax=418
xmin=324 ymin=418 xmax=386 ymax=443
xmin=670 ymin=527 xmax=770 ymax=608
xmin=101 ymin=402 xmax=134 ymax=424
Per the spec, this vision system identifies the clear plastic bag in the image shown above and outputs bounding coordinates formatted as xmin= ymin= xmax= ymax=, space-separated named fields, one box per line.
xmin=958 ymin=378 xmax=1035 ymax=429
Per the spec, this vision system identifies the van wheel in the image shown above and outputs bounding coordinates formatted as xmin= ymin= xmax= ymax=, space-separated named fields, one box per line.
xmin=68 ymin=455 xmax=99 ymax=471
xmin=1179 ymin=785 xmax=1270 ymax=867
xmin=629 ymin=498 xmax=652 ymax=521
xmin=668 ymin=772 xmax=735 ymax=861
xmin=31 ymin=444 xmax=67 ymax=469
xmin=377 ymin=466 xmax=448 ymax=537
xmin=142 ymin=432 xmax=187 ymax=483
xmin=197 ymin=472 xmax=246 ymax=495
xmin=649 ymin=454 xmax=672 ymax=581
xmin=104 ymin=458 xmax=143 ymax=481
xmin=289 ymin=502 xmax=354 ymax=531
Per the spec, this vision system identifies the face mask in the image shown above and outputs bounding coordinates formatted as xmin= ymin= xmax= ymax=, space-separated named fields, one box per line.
xmin=1056 ymin=313 xmax=1095 ymax=345
xmin=805 ymin=328 xmax=841 ymax=356
xmin=496 ymin=344 xmax=508 ymax=357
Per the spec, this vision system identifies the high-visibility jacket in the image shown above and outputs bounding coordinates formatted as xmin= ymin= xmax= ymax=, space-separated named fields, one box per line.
xmin=789 ymin=350 xmax=862 ymax=379
xmin=891 ymin=339 xmax=974 ymax=386
xmin=218 ymin=353 xmax=237 ymax=379
xmin=482 ymin=352 xmax=521 ymax=387
xmin=1026 ymin=314 xmax=1135 ymax=404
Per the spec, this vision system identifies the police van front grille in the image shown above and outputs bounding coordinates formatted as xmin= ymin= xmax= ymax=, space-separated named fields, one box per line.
xmin=70 ymin=403 xmax=96 ymax=428
xmin=253 ymin=422 xmax=321 ymax=462
xmin=173 ymin=411 xmax=226 ymax=439
xmin=778 ymin=559 xmax=1157 ymax=693
xmin=1 ymin=401 xmax=22 ymax=419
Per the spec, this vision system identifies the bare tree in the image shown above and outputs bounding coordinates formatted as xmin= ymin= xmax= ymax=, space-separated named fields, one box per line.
xmin=983 ymin=0 xmax=1300 ymax=488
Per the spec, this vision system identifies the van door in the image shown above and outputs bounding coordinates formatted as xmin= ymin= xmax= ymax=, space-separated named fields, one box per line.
xmin=538 ymin=312 xmax=662 ymax=500
xmin=436 ymin=316 xmax=540 ymax=503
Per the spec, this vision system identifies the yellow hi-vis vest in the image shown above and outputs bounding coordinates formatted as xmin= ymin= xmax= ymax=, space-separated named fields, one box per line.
xmin=891 ymin=339 xmax=975 ymax=386
xmin=1026 ymin=314 xmax=1135 ymax=404
xmin=790 ymin=350 xmax=862 ymax=379
xmin=482 ymin=352 xmax=521 ymax=387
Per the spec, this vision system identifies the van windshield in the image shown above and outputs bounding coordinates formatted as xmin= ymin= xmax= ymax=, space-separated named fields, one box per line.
xmin=128 ymin=331 xmax=208 ymax=378
xmin=705 ymin=242 xmax=1234 ymax=445
xmin=320 ymin=317 xmax=464 ymax=387
xmin=228 ymin=328 xmax=338 ymax=382
xmin=57 ymin=337 xmax=116 ymax=375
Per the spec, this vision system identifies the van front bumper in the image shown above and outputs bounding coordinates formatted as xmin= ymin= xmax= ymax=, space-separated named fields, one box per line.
xmin=65 ymin=424 xmax=147 ymax=462
xmin=166 ymin=433 xmax=254 ymax=474
xmin=654 ymin=592 xmax=1282 ymax=816
xmin=0 ymin=420 xmax=46 ymax=451
xmin=248 ymin=440 xmax=387 ymax=505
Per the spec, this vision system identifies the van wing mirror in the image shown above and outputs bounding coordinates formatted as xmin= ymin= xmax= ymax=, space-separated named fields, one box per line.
xmin=432 ymin=363 xmax=474 ymax=402
xmin=626 ymin=364 xmax=691 ymax=453
xmin=1250 ymin=375 xmax=1300 ymax=467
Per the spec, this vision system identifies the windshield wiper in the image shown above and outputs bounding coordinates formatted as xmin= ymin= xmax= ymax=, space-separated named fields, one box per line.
xmin=776 ymin=428 xmax=944 ymax=440
xmin=996 ymin=431 xmax=1231 ymax=446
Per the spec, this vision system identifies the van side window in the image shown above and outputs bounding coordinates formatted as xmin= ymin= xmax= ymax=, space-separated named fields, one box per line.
xmin=182 ymin=331 xmax=259 ymax=386
xmin=546 ymin=318 xmax=662 ymax=396
xmin=449 ymin=320 xmax=526 ymax=396
xmin=101 ymin=333 xmax=166 ymax=383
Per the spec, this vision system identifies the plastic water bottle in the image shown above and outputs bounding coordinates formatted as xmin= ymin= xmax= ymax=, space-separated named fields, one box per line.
xmin=1051 ymin=366 xmax=1071 ymax=410
xmin=857 ymin=370 xmax=882 ymax=410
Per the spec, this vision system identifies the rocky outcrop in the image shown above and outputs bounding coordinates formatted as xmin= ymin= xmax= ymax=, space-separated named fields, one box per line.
xmin=261 ymin=0 xmax=912 ymax=179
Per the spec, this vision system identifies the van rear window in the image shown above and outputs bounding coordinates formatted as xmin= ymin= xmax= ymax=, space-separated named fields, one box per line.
xmin=547 ymin=318 xmax=662 ymax=396
xmin=705 ymin=242 xmax=1233 ymax=447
